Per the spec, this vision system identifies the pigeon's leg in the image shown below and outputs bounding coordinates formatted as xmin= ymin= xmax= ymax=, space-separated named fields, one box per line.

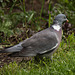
xmin=50 ymin=56 xmax=53 ymax=62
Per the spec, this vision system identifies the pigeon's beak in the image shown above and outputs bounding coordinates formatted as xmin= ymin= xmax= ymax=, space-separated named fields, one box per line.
xmin=66 ymin=19 xmax=69 ymax=22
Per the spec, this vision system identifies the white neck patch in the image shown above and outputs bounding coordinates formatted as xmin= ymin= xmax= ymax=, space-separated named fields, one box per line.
xmin=52 ymin=25 xmax=61 ymax=31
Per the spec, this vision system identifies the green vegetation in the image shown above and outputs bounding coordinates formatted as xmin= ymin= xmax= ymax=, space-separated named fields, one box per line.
xmin=0 ymin=0 xmax=75 ymax=75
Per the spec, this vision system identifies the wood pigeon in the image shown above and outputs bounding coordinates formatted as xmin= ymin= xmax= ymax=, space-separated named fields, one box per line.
xmin=0 ymin=14 xmax=68 ymax=59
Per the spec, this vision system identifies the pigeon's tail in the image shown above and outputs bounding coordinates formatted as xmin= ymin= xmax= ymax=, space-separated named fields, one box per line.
xmin=0 ymin=42 xmax=23 ymax=53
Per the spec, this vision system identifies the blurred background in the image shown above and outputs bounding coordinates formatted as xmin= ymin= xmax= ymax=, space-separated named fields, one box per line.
xmin=0 ymin=0 xmax=75 ymax=45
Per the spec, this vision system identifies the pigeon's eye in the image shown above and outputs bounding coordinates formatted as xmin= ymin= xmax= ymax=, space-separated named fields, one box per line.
xmin=64 ymin=17 xmax=66 ymax=19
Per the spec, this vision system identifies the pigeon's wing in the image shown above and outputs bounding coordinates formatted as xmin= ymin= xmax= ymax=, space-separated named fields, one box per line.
xmin=9 ymin=28 xmax=59 ymax=57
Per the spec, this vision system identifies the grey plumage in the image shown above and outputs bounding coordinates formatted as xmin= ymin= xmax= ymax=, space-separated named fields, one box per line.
xmin=0 ymin=42 xmax=23 ymax=53
xmin=8 ymin=28 xmax=58 ymax=57
xmin=0 ymin=14 xmax=68 ymax=58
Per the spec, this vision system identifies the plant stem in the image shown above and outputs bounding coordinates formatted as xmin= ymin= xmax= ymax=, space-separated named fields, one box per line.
xmin=40 ymin=0 xmax=45 ymax=18
xmin=48 ymin=1 xmax=51 ymax=27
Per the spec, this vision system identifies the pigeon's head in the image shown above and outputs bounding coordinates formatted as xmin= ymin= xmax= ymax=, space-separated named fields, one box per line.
xmin=53 ymin=14 xmax=68 ymax=26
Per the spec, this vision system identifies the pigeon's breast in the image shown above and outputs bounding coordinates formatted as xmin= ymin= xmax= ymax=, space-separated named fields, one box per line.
xmin=55 ymin=28 xmax=62 ymax=43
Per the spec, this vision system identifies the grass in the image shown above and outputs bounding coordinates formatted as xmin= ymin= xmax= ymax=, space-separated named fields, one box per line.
xmin=0 ymin=33 xmax=75 ymax=75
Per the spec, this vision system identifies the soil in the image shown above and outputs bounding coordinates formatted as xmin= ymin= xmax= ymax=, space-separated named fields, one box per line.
xmin=0 ymin=53 xmax=32 ymax=68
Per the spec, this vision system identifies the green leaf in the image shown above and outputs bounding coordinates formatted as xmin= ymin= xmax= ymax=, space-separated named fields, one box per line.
xmin=65 ymin=0 xmax=69 ymax=3
xmin=27 ymin=12 xmax=35 ymax=23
